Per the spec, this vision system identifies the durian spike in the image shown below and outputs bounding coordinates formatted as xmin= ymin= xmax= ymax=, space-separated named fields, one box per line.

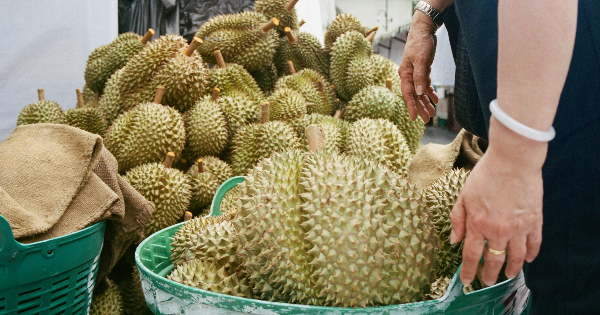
xmin=196 ymin=158 xmax=206 ymax=173
xmin=366 ymin=27 xmax=378 ymax=41
xmin=184 ymin=211 xmax=193 ymax=221
xmin=365 ymin=26 xmax=379 ymax=37
xmin=284 ymin=27 xmax=297 ymax=44
xmin=334 ymin=109 xmax=343 ymax=119
xmin=285 ymin=0 xmax=300 ymax=11
xmin=183 ymin=37 xmax=203 ymax=57
xmin=76 ymin=89 xmax=85 ymax=109
xmin=154 ymin=86 xmax=167 ymax=104
xmin=386 ymin=78 xmax=393 ymax=91
xmin=140 ymin=29 xmax=155 ymax=44
xmin=306 ymin=102 xmax=315 ymax=108
xmin=298 ymin=19 xmax=306 ymax=27
xmin=261 ymin=101 xmax=270 ymax=123
xmin=305 ymin=124 xmax=325 ymax=152
xmin=261 ymin=18 xmax=280 ymax=32
xmin=38 ymin=89 xmax=45 ymax=101
xmin=213 ymin=50 xmax=227 ymax=68
xmin=287 ymin=60 xmax=297 ymax=75
xmin=211 ymin=87 xmax=221 ymax=102
xmin=163 ymin=152 xmax=175 ymax=168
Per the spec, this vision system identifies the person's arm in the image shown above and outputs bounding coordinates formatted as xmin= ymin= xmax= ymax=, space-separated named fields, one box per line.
xmin=398 ymin=0 xmax=455 ymax=122
xmin=450 ymin=0 xmax=577 ymax=286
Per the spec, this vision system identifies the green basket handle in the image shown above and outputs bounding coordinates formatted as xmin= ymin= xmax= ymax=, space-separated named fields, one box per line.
xmin=0 ymin=215 xmax=23 ymax=262
xmin=209 ymin=176 xmax=245 ymax=217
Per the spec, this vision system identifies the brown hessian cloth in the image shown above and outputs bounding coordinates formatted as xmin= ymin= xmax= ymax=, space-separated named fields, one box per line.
xmin=407 ymin=129 xmax=487 ymax=190
xmin=0 ymin=123 xmax=154 ymax=284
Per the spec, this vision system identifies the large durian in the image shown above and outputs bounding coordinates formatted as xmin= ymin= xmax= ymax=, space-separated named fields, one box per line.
xmin=195 ymin=12 xmax=279 ymax=72
xmin=60 ymin=89 xmax=107 ymax=136
xmin=89 ymin=280 xmax=124 ymax=315
xmin=16 ymin=89 xmax=63 ymax=126
xmin=289 ymin=113 xmax=348 ymax=153
xmin=275 ymin=68 xmax=335 ymax=115
xmin=254 ymin=0 xmax=300 ymax=36
xmin=84 ymin=30 xmax=154 ymax=95
xmin=324 ymin=13 xmax=368 ymax=56
xmin=184 ymin=94 xmax=229 ymax=158
xmin=104 ymin=87 xmax=186 ymax=173
xmin=330 ymin=30 xmax=374 ymax=101
xmin=274 ymin=27 xmax=328 ymax=78
xmin=346 ymin=118 xmax=412 ymax=177
xmin=267 ymin=87 xmax=307 ymax=121
xmin=426 ymin=168 xmax=470 ymax=278
xmin=229 ymin=102 xmax=301 ymax=175
xmin=187 ymin=157 xmax=234 ymax=215
xmin=123 ymin=152 xmax=191 ymax=236
xmin=231 ymin=128 xmax=437 ymax=306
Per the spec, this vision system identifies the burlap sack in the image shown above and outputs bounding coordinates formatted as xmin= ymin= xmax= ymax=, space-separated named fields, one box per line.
xmin=407 ymin=129 xmax=487 ymax=190
xmin=0 ymin=123 xmax=153 ymax=283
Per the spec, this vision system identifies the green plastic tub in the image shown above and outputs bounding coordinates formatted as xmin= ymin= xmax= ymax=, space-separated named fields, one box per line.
xmin=0 ymin=215 xmax=106 ymax=315
xmin=136 ymin=177 xmax=531 ymax=314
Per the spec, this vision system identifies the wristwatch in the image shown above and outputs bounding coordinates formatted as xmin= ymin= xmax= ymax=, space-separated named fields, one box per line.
xmin=414 ymin=1 xmax=443 ymax=29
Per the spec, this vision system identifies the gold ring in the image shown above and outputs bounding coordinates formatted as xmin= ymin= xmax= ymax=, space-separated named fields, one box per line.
xmin=487 ymin=247 xmax=506 ymax=256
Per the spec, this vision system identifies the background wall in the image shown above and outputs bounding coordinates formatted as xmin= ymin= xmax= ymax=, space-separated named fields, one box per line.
xmin=0 ymin=1 xmax=119 ymax=142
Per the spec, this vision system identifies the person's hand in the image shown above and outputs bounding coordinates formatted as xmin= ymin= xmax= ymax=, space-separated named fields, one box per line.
xmin=398 ymin=12 xmax=439 ymax=123
xmin=450 ymin=118 xmax=545 ymax=286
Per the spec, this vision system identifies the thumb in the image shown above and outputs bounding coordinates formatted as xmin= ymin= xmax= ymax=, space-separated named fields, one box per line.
xmin=450 ymin=195 xmax=467 ymax=244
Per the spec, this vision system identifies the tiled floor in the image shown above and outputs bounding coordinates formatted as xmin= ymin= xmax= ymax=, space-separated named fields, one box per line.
xmin=421 ymin=125 xmax=459 ymax=145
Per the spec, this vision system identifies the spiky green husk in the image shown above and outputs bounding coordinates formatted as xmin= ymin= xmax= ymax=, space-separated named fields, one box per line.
xmin=184 ymin=97 xmax=229 ymax=158
xmin=267 ymin=87 xmax=307 ymax=121
xmin=220 ymin=185 xmax=242 ymax=214
xmin=275 ymin=69 xmax=335 ymax=115
xmin=60 ymin=108 xmax=107 ymax=136
xmin=85 ymin=33 xmax=144 ymax=95
xmin=121 ymin=267 xmax=154 ymax=315
xmin=391 ymin=92 xmax=425 ymax=155
xmin=187 ymin=156 xmax=233 ymax=214
xmin=168 ymin=258 xmax=252 ymax=298
xmin=427 ymin=276 xmax=451 ymax=300
xmin=104 ymin=103 xmax=186 ymax=173
xmin=178 ymin=221 xmax=241 ymax=273
xmin=344 ymin=85 xmax=401 ymax=122
xmin=289 ymin=113 xmax=348 ymax=153
xmin=232 ymin=150 xmax=437 ymax=306
xmin=89 ymin=280 xmax=123 ymax=315
xmin=254 ymin=0 xmax=299 ymax=35
xmin=83 ymin=84 xmax=100 ymax=107
xmin=16 ymin=100 xmax=63 ymax=126
xmin=330 ymin=30 xmax=374 ymax=101
xmin=426 ymin=169 xmax=470 ymax=278
xmin=218 ymin=94 xmax=262 ymax=139
xmin=195 ymin=12 xmax=278 ymax=72
xmin=249 ymin=61 xmax=279 ymax=94
xmin=346 ymin=118 xmax=412 ymax=177
xmin=124 ymin=162 xmax=191 ymax=236
xmin=229 ymin=121 xmax=301 ymax=175
xmin=324 ymin=14 xmax=364 ymax=55
xmin=274 ymin=32 xmax=328 ymax=78
xmin=371 ymin=54 xmax=401 ymax=88
xmin=98 ymin=69 xmax=125 ymax=125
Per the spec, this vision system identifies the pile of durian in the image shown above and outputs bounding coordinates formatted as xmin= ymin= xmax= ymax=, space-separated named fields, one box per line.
xmin=15 ymin=0 xmax=473 ymax=311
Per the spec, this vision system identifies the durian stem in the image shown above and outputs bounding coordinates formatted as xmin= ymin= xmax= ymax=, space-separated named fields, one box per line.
xmin=140 ymin=29 xmax=155 ymax=44
xmin=334 ymin=109 xmax=343 ymax=119
xmin=95 ymin=91 xmax=100 ymax=101
xmin=163 ymin=152 xmax=175 ymax=168
xmin=366 ymin=28 xmax=378 ymax=41
xmin=386 ymin=78 xmax=393 ymax=91
xmin=299 ymin=19 xmax=306 ymax=27
xmin=184 ymin=211 xmax=193 ymax=222
xmin=284 ymin=27 xmax=297 ymax=44
xmin=305 ymin=124 xmax=325 ymax=152
xmin=261 ymin=18 xmax=280 ymax=32
xmin=183 ymin=37 xmax=203 ymax=57
xmin=38 ymin=89 xmax=45 ymax=101
xmin=213 ymin=50 xmax=227 ymax=68
xmin=287 ymin=60 xmax=297 ymax=75
xmin=285 ymin=0 xmax=300 ymax=11
xmin=196 ymin=158 xmax=206 ymax=173
xmin=261 ymin=101 xmax=270 ymax=124
xmin=76 ymin=89 xmax=85 ymax=109
xmin=306 ymin=103 xmax=315 ymax=108
xmin=154 ymin=86 xmax=166 ymax=104
xmin=211 ymin=87 xmax=221 ymax=102
xmin=364 ymin=26 xmax=379 ymax=37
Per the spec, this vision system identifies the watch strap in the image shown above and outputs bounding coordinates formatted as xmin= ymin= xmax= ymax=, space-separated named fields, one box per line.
xmin=414 ymin=1 xmax=443 ymax=28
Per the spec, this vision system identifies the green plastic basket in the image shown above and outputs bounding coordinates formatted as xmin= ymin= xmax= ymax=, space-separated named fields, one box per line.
xmin=136 ymin=176 xmax=531 ymax=314
xmin=0 ymin=215 xmax=106 ymax=315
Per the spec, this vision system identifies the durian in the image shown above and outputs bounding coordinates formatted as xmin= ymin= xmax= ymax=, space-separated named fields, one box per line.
xmin=275 ymin=68 xmax=335 ymax=115
xmin=82 ymin=84 xmax=100 ymax=107
xmin=104 ymin=87 xmax=186 ymax=173
xmin=372 ymin=54 xmax=401 ymax=88
xmin=330 ymin=30 xmax=374 ymax=101
xmin=249 ymin=61 xmax=279 ymax=94
xmin=183 ymin=95 xmax=229 ymax=158
xmin=16 ymin=89 xmax=63 ymax=126
xmin=187 ymin=157 xmax=234 ymax=215
xmin=324 ymin=14 xmax=367 ymax=55
xmin=89 ymin=280 xmax=124 ymax=315
xmin=194 ymin=12 xmax=279 ymax=72
xmin=254 ymin=0 xmax=300 ymax=36
xmin=267 ymin=87 xmax=307 ymax=121
xmin=274 ymin=27 xmax=328 ymax=77
xmin=123 ymin=152 xmax=191 ymax=236
xmin=60 ymin=89 xmax=107 ymax=136
xmin=289 ymin=113 xmax=348 ymax=153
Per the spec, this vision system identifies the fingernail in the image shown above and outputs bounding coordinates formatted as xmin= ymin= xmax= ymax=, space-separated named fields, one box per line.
xmin=416 ymin=85 xmax=423 ymax=96
xmin=450 ymin=230 xmax=457 ymax=244
xmin=461 ymin=279 xmax=471 ymax=286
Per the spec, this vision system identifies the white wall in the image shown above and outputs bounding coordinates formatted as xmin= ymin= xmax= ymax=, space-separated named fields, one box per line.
xmin=0 ymin=1 xmax=118 ymax=142
xmin=335 ymin=0 xmax=413 ymax=38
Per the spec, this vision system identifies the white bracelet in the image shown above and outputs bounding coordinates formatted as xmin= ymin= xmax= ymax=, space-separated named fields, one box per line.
xmin=489 ymin=99 xmax=556 ymax=142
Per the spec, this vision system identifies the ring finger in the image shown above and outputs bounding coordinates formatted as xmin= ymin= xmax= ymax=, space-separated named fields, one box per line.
xmin=481 ymin=239 xmax=508 ymax=286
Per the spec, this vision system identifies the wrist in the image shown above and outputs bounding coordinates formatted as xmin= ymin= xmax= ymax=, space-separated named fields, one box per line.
xmin=411 ymin=9 xmax=438 ymax=35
